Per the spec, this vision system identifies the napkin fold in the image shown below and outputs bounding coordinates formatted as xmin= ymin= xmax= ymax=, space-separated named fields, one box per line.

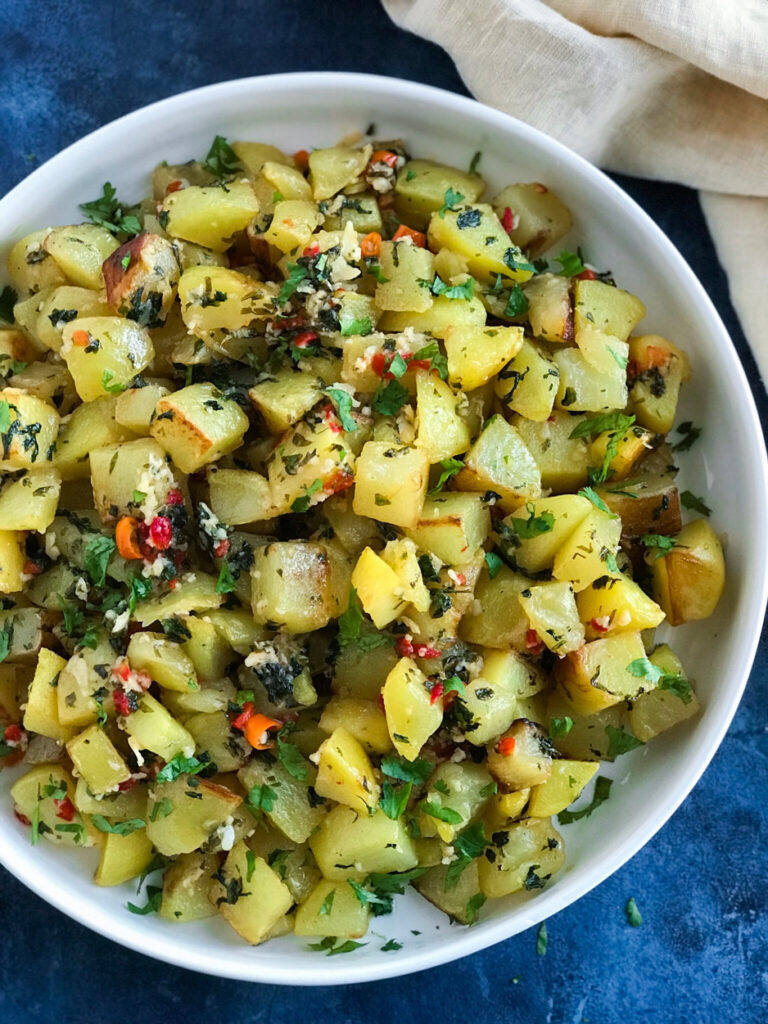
xmin=382 ymin=0 xmax=768 ymax=383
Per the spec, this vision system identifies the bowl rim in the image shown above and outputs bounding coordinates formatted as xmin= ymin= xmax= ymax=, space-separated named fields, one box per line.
xmin=1 ymin=70 xmax=766 ymax=986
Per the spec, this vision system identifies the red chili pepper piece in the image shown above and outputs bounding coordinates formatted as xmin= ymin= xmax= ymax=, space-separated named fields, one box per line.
xmin=54 ymin=796 xmax=76 ymax=821
xmin=4 ymin=724 xmax=23 ymax=743
xmin=166 ymin=489 xmax=184 ymax=506
xmin=413 ymin=644 xmax=441 ymax=659
xmin=166 ymin=179 xmax=183 ymax=194
xmin=525 ymin=629 xmax=544 ymax=654
xmin=395 ymin=636 xmax=414 ymax=657
xmin=590 ymin=617 xmax=610 ymax=633
xmin=501 ymin=206 xmax=515 ymax=232
xmin=118 ymin=776 xmax=138 ymax=792
xmin=22 ymin=560 xmax=42 ymax=576
xmin=575 ymin=267 xmax=597 ymax=280
xmin=497 ymin=736 xmax=516 ymax=756
xmin=429 ymin=682 xmax=444 ymax=705
xmin=213 ymin=538 xmax=230 ymax=559
xmin=149 ymin=515 xmax=173 ymax=550
xmin=113 ymin=688 xmax=132 ymax=717
xmin=14 ymin=809 xmax=31 ymax=826
xmin=231 ymin=701 xmax=255 ymax=732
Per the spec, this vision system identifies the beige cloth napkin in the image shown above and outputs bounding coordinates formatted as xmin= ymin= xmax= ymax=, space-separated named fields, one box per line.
xmin=382 ymin=0 xmax=768 ymax=385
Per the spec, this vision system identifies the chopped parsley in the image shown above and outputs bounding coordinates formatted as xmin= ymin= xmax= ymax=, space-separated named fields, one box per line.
xmin=484 ymin=551 xmax=503 ymax=579
xmin=155 ymin=752 xmax=212 ymax=784
xmin=421 ymin=274 xmax=474 ymax=301
xmin=307 ymin=937 xmax=367 ymax=956
xmin=626 ymin=657 xmax=693 ymax=703
xmin=640 ymin=533 xmax=680 ymax=558
xmin=555 ymin=249 xmax=586 ymax=277
xmin=507 ymin=504 xmax=555 ymax=539
xmin=373 ymin=378 xmax=409 ymax=416
xmin=339 ymin=316 xmax=373 ymax=337
xmin=605 ymin=725 xmax=644 ymax=759
xmin=203 ymin=135 xmax=242 ymax=180
xmin=84 ymin=534 xmax=116 ymax=587
xmin=557 ymin=776 xmax=612 ymax=824
xmin=277 ymin=262 xmax=309 ymax=305
xmin=536 ymin=921 xmax=548 ymax=955
xmin=504 ymin=283 xmax=529 ymax=318
xmin=680 ymin=490 xmax=711 ymax=516
xmin=80 ymin=182 xmax=142 ymax=236
xmin=578 ymin=486 xmax=612 ymax=514
xmin=465 ymin=892 xmax=486 ymax=925
xmin=216 ymin=560 xmax=237 ymax=594
xmin=245 ymin=783 xmax=278 ymax=814
xmin=276 ymin=729 xmax=307 ymax=781
xmin=127 ymin=886 xmax=162 ymax=916
xmin=324 ymin=387 xmax=357 ymax=432
xmin=428 ymin=457 xmax=464 ymax=495
xmin=549 ymin=716 xmax=573 ymax=738
xmin=101 ymin=369 xmax=127 ymax=394
xmin=291 ymin=478 xmax=323 ymax=514
xmin=420 ymin=800 xmax=463 ymax=825
xmin=438 ymin=187 xmax=465 ymax=218
xmin=625 ymin=897 xmax=642 ymax=927
xmin=91 ymin=815 xmax=146 ymax=835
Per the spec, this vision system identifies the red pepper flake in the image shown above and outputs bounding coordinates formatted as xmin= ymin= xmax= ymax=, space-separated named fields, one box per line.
xmin=213 ymin=538 xmax=230 ymax=559
xmin=22 ymin=560 xmax=42 ymax=576
xmin=166 ymin=488 xmax=184 ymax=506
xmin=590 ymin=617 xmax=610 ymax=634
xmin=413 ymin=644 xmax=441 ymax=659
xmin=497 ymin=736 xmax=516 ymax=756
xmin=407 ymin=358 xmax=431 ymax=371
xmin=302 ymin=244 xmax=320 ymax=258
xmin=149 ymin=515 xmax=173 ymax=550
xmin=323 ymin=468 xmax=354 ymax=496
xmin=168 ymin=577 xmax=178 ymax=589
xmin=54 ymin=796 xmax=76 ymax=822
xmin=292 ymin=329 xmax=318 ymax=348
xmin=501 ymin=206 xmax=515 ymax=233
xmin=112 ymin=688 xmax=132 ymax=716
xmin=575 ymin=267 xmax=597 ymax=281
xmin=370 ymin=149 xmax=399 ymax=169
xmin=231 ymin=701 xmax=255 ymax=732
xmin=429 ymin=681 xmax=444 ymax=705
xmin=166 ymin=179 xmax=183 ymax=194
xmin=118 ymin=776 xmax=139 ymax=792
xmin=395 ymin=636 xmax=414 ymax=657
xmin=525 ymin=629 xmax=545 ymax=655
xmin=4 ymin=724 xmax=23 ymax=744
xmin=322 ymin=403 xmax=344 ymax=434
xmin=14 ymin=809 xmax=30 ymax=826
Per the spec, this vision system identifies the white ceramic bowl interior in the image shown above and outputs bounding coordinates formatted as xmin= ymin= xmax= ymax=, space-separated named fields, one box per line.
xmin=0 ymin=73 xmax=765 ymax=985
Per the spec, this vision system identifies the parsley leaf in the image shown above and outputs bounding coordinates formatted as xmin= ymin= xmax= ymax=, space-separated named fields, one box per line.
xmin=625 ymin=896 xmax=642 ymax=927
xmin=291 ymin=478 xmax=323 ymax=514
xmin=0 ymin=621 xmax=13 ymax=664
xmin=465 ymin=892 xmax=486 ymax=925
xmin=423 ymin=274 xmax=474 ymax=301
xmin=556 ymin=249 xmax=586 ymax=277
xmin=412 ymin=341 xmax=448 ymax=380
xmin=549 ymin=716 xmax=573 ymax=738
xmin=84 ymin=535 xmax=116 ymax=587
xmin=439 ymin=187 xmax=465 ymax=218
xmin=319 ymin=890 xmax=335 ymax=916
xmin=347 ymin=880 xmax=393 ymax=913
xmin=307 ymin=938 xmax=367 ymax=956
xmin=626 ymin=658 xmax=693 ymax=703
xmin=558 ymin=776 xmax=612 ymax=823
xmin=324 ymin=387 xmax=357 ymax=432
xmin=340 ymin=316 xmax=373 ymax=337
xmin=216 ymin=560 xmax=237 ymax=594
xmin=420 ymin=800 xmax=463 ymax=825
xmin=605 ymin=725 xmax=644 ymax=759
xmin=484 ymin=551 xmax=503 ymax=579
xmin=245 ymin=783 xmax=278 ymax=814
xmin=569 ymin=412 xmax=635 ymax=440
xmin=381 ymin=755 xmax=433 ymax=785
xmin=277 ymin=262 xmax=309 ymax=305
xmin=337 ymin=589 xmax=392 ymax=653
xmin=428 ymin=457 xmax=464 ymax=495
xmin=507 ymin=504 xmax=555 ymax=539
xmin=536 ymin=921 xmax=548 ymax=955
xmin=155 ymin=752 xmax=211 ymax=784
xmin=80 ymin=182 xmax=142 ymax=237
xmin=91 ymin=815 xmax=145 ymax=836
xmin=380 ymin=780 xmax=412 ymax=820
xmin=578 ymin=486 xmax=613 ymax=514
xmin=504 ymin=283 xmax=529 ymax=318
xmin=127 ymin=885 xmax=162 ymax=916
xmin=203 ymin=135 xmax=242 ymax=180
xmin=101 ymin=369 xmax=127 ymax=394
xmin=128 ymin=574 xmax=152 ymax=615
xmin=445 ymin=822 xmax=487 ymax=890
xmin=640 ymin=533 xmax=680 ymax=557
xmin=381 ymin=938 xmax=402 ymax=952
xmin=680 ymin=490 xmax=711 ymax=517
xmin=469 ymin=151 xmax=482 ymax=174
xmin=0 ymin=400 xmax=11 ymax=434
xmin=0 ymin=286 xmax=17 ymax=324
xmin=276 ymin=730 xmax=307 ymax=781
xmin=373 ymin=378 xmax=409 ymax=416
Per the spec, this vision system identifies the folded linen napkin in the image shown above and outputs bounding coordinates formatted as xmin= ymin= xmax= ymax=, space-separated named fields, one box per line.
xmin=382 ymin=0 xmax=768 ymax=384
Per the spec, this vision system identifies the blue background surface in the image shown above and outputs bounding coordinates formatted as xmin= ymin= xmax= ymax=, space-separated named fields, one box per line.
xmin=1 ymin=2 xmax=766 ymax=1021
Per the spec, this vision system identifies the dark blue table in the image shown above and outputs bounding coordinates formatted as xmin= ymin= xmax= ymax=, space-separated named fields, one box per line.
xmin=1 ymin=3 xmax=766 ymax=1021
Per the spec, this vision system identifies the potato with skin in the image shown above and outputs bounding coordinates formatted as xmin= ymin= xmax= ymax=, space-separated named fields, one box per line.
xmin=649 ymin=518 xmax=725 ymax=625
xmin=0 ymin=388 xmax=60 ymax=471
xmin=102 ymin=233 xmax=180 ymax=326
xmin=7 ymin=229 xmax=68 ymax=295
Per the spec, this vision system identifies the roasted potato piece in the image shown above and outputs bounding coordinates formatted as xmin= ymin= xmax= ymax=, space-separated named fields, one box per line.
xmin=102 ymin=232 xmax=180 ymax=325
xmin=492 ymin=183 xmax=573 ymax=257
xmin=649 ymin=518 xmax=725 ymax=625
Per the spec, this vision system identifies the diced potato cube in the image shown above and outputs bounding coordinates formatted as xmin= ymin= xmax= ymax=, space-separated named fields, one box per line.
xmin=114 ymin=382 xmax=170 ymax=434
xmin=0 ymin=530 xmax=26 ymax=593
xmin=573 ymin=279 xmax=646 ymax=342
xmin=11 ymin=764 xmax=98 ymax=847
xmin=588 ymin=424 xmax=656 ymax=481
xmin=455 ymin=416 xmax=541 ymax=512
xmin=406 ymin=492 xmax=490 ymax=565
xmin=207 ymin=467 xmax=273 ymax=525
xmin=310 ymin=805 xmax=418 ymax=880
xmin=555 ymin=631 xmax=647 ymax=714
xmin=319 ymin=696 xmax=391 ymax=754
xmin=491 ymin=183 xmax=573 ymax=257
xmin=575 ymin=322 xmax=629 ymax=377
xmin=251 ymin=541 xmax=334 ymax=632
xmin=527 ymin=760 xmax=599 ymax=817
xmin=44 ymin=224 xmax=119 ymax=289
xmin=382 ymin=656 xmax=442 ymax=760
xmin=178 ymin=265 xmax=272 ymax=336
xmin=23 ymin=648 xmax=72 ymax=742
xmin=239 ymin=757 xmax=325 ymax=844
xmin=147 ymin=776 xmax=242 ymax=856
xmin=54 ymin=396 xmax=135 ymax=480
xmin=394 ymin=158 xmax=485 ymax=229
xmin=264 ymin=200 xmax=323 ymax=253
xmin=161 ymin=181 xmax=259 ymax=252
xmin=266 ymin=411 xmax=356 ymax=513
xmin=522 ymin=273 xmax=573 ymax=342
xmin=479 ymin=817 xmax=565 ymax=898
xmin=351 ymin=546 xmax=407 ymax=628
xmin=353 ymin=442 xmax=429 ymax=529
xmin=459 ymin=564 xmax=530 ymax=650
xmin=428 ymin=204 xmax=534 ymax=284
xmin=487 ymin=720 xmax=554 ymax=789
xmin=309 ymin=146 xmax=369 ymax=201
xmin=504 ymin=494 xmax=592 ymax=572
xmin=444 ymin=324 xmax=523 ymax=391
xmin=629 ymin=335 xmax=691 ymax=434
xmin=494 ymin=339 xmax=559 ymax=421
xmin=414 ymin=372 xmax=471 ymax=463
xmin=513 ymin=411 xmax=590 ymax=493
xmin=552 ymin=507 xmax=621 ymax=591
xmin=377 ymin=295 xmax=486 ymax=337
xmin=295 ymin=879 xmax=370 ymax=938
xmin=554 ymin=346 xmax=627 ymax=412
xmin=61 ymin=316 xmax=154 ymax=402
xmin=66 ymin=725 xmax=131 ymax=795
xmin=126 ymin=632 xmax=199 ymax=693
xmin=57 ymin=636 xmax=116 ymax=728
xmin=577 ymin=573 xmax=665 ymax=638
xmin=628 ymin=644 xmax=700 ymax=741
xmin=519 ymin=581 xmax=585 ymax=655
xmin=380 ymin=536 xmax=431 ymax=613
xmin=0 ymin=388 xmax=60 ymax=471
xmin=315 ymin=726 xmax=380 ymax=811
xmin=418 ymin=761 xmax=493 ymax=842
xmin=231 ymin=140 xmax=291 ymax=175
xmin=375 ymin=239 xmax=435 ymax=313
xmin=248 ymin=369 xmax=324 ymax=433
xmin=160 ymin=852 xmax=219 ymax=921
xmin=34 ymin=285 xmax=111 ymax=352
xmin=133 ymin=573 xmax=224 ymax=625
xmin=7 ymin=230 xmax=68 ymax=294
xmin=90 ymin=437 xmax=180 ymax=522
xmin=95 ymin=829 xmax=154 ymax=887
xmin=123 ymin=693 xmax=195 ymax=761
xmin=102 ymin=232 xmax=179 ymax=326
xmin=649 ymin=518 xmax=725 ymax=625
xmin=415 ymin=859 xmax=483 ymax=924
xmin=150 ymin=382 xmax=249 ymax=473
xmin=213 ymin=841 xmax=293 ymax=945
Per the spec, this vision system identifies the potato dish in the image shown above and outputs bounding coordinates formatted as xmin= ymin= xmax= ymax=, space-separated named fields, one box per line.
xmin=0 ymin=133 xmax=725 ymax=947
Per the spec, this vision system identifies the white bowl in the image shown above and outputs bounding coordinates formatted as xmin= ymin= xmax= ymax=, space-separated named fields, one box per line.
xmin=0 ymin=72 xmax=766 ymax=985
